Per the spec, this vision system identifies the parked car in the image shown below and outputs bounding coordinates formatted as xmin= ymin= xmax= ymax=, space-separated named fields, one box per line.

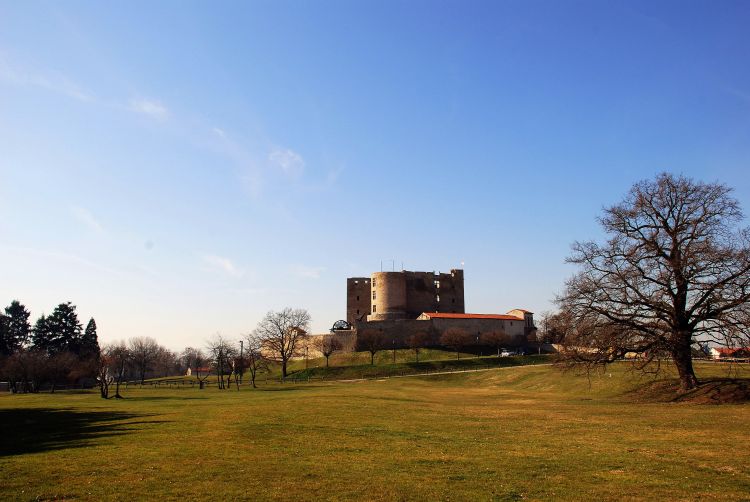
xmin=500 ymin=349 xmax=513 ymax=357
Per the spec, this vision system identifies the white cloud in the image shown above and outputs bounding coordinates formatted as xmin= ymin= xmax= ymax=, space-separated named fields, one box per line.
xmin=71 ymin=206 xmax=103 ymax=233
xmin=212 ymin=127 xmax=226 ymax=137
xmin=289 ymin=264 xmax=324 ymax=280
xmin=268 ymin=148 xmax=305 ymax=178
xmin=0 ymin=57 xmax=93 ymax=102
xmin=129 ymin=98 xmax=169 ymax=120
xmin=204 ymin=254 xmax=245 ymax=278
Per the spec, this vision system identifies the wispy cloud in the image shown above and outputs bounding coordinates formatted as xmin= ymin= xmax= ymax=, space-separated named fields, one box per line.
xmin=289 ymin=264 xmax=325 ymax=280
xmin=269 ymin=148 xmax=305 ymax=178
xmin=129 ymin=97 xmax=169 ymax=120
xmin=204 ymin=254 xmax=245 ymax=278
xmin=71 ymin=205 xmax=103 ymax=233
xmin=0 ymin=57 xmax=93 ymax=102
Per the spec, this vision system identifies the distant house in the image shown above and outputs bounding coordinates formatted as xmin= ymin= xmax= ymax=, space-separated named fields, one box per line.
xmin=709 ymin=347 xmax=750 ymax=359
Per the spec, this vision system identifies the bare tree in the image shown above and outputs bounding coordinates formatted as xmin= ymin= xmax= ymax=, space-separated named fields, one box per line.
xmin=154 ymin=346 xmax=178 ymax=378
xmin=2 ymin=349 xmax=47 ymax=393
xmin=254 ymin=308 xmax=311 ymax=378
xmin=191 ymin=349 xmax=211 ymax=389
xmin=207 ymin=335 xmax=236 ymax=390
xmin=180 ymin=347 xmax=201 ymax=375
xmin=358 ymin=329 xmax=385 ymax=365
xmin=242 ymin=333 xmax=268 ymax=388
xmin=128 ymin=336 xmax=159 ymax=384
xmin=106 ymin=341 xmax=130 ymax=399
xmin=314 ymin=335 xmax=342 ymax=367
xmin=440 ymin=328 xmax=472 ymax=360
xmin=408 ymin=331 xmax=430 ymax=363
xmin=48 ymin=351 xmax=76 ymax=393
xmin=481 ymin=330 xmax=510 ymax=357
xmin=558 ymin=173 xmax=750 ymax=391
xmin=96 ymin=350 xmax=114 ymax=399
xmin=544 ymin=311 xmax=574 ymax=344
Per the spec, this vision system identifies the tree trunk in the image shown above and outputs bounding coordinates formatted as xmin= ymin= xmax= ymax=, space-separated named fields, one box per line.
xmin=282 ymin=359 xmax=288 ymax=378
xmin=370 ymin=352 xmax=375 ymax=365
xmin=325 ymin=356 xmax=329 ymax=367
xmin=672 ymin=334 xmax=699 ymax=391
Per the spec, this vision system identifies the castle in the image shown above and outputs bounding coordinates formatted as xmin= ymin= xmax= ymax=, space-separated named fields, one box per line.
xmin=347 ymin=269 xmax=465 ymax=323
xmin=302 ymin=268 xmax=536 ymax=356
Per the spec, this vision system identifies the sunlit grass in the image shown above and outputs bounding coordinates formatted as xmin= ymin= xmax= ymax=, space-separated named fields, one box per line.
xmin=0 ymin=362 xmax=748 ymax=501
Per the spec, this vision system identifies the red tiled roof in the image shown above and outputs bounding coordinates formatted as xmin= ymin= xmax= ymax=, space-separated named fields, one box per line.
xmin=421 ymin=312 xmax=524 ymax=321
xmin=713 ymin=347 xmax=750 ymax=356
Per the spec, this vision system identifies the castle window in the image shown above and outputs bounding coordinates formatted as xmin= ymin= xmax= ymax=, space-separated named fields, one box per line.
xmin=372 ymin=278 xmax=376 ymax=286
xmin=434 ymin=280 xmax=440 ymax=289
xmin=357 ymin=309 xmax=360 ymax=314
xmin=373 ymin=304 xmax=377 ymax=312
xmin=372 ymin=291 xmax=376 ymax=300
xmin=452 ymin=298 xmax=455 ymax=303
xmin=356 ymin=296 xmax=359 ymax=301
xmin=436 ymin=295 xmax=440 ymax=302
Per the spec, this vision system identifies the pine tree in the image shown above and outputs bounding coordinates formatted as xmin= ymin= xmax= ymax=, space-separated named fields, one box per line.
xmin=31 ymin=314 xmax=50 ymax=352
xmin=80 ymin=318 xmax=100 ymax=361
xmin=32 ymin=302 xmax=83 ymax=355
xmin=3 ymin=300 xmax=31 ymax=354
xmin=0 ymin=313 xmax=10 ymax=356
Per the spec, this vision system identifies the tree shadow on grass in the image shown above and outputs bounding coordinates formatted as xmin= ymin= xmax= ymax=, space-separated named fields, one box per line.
xmin=0 ymin=408 xmax=169 ymax=457
xmin=125 ymin=396 xmax=208 ymax=401
xmin=625 ymin=377 xmax=750 ymax=404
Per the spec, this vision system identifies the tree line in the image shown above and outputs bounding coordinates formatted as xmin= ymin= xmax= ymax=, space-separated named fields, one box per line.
xmin=0 ymin=301 xmax=100 ymax=393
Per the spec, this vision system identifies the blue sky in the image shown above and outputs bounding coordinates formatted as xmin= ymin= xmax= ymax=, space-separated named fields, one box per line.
xmin=1 ymin=1 xmax=749 ymax=349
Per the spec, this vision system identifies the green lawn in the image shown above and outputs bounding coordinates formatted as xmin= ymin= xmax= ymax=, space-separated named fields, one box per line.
xmin=1 ymin=362 xmax=748 ymax=501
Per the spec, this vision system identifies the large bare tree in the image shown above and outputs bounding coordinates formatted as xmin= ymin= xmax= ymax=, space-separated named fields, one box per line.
xmin=254 ymin=308 xmax=311 ymax=378
xmin=558 ymin=173 xmax=750 ymax=391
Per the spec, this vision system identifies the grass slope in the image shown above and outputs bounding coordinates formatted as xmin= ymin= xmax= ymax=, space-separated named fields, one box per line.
xmin=0 ymin=362 xmax=748 ymax=501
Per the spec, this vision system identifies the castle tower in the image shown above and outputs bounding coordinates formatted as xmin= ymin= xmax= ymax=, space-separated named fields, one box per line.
xmin=368 ymin=271 xmax=408 ymax=321
xmin=346 ymin=277 xmax=371 ymax=324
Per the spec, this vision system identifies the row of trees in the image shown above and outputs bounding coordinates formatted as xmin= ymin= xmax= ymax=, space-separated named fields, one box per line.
xmin=355 ymin=329 xmax=522 ymax=365
xmin=0 ymin=301 xmax=100 ymax=393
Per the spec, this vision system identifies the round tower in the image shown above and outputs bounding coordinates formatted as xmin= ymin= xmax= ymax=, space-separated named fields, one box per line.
xmin=368 ymin=271 xmax=407 ymax=320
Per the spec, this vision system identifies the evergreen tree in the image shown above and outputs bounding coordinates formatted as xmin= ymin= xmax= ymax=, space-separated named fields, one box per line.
xmin=32 ymin=302 xmax=83 ymax=355
xmin=3 ymin=301 xmax=31 ymax=354
xmin=0 ymin=313 xmax=10 ymax=355
xmin=80 ymin=318 xmax=100 ymax=361
xmin=31 ymin=314 xmax=50 ymax=352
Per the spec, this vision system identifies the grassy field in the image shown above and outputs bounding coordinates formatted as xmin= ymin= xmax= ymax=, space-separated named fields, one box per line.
xmin=1 ymin=362 xmax=749 ymax=501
